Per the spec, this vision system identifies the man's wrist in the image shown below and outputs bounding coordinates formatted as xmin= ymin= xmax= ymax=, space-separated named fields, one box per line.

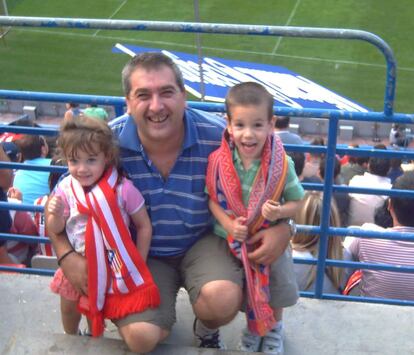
xmin=276 ymin=218 xmax=297 ymax=237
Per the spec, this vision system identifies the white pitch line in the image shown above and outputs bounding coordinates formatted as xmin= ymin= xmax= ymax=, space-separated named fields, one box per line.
xmin=272 ymin=0 xmax=301 ymax=55
xmin=14 ymin=28 xmax=414 ymax=73
xmin=93 ymin=0 xmax=128 ymax=37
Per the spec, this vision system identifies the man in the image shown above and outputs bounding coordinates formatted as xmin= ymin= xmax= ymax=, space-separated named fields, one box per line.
xmin=274 ymin=116 xmax=303 ymax=145
xmin=340 ymin=144 xmax=369 ymax=185
xmin=47 ymin=52 xmax=294 ymax=353
xmin=345 ymin=171 xmax=414 ymax=300
xmin=348 ymin=145 xmax=391 ymax=226
xmin=13 ymin=134 xmax=51 ymax=205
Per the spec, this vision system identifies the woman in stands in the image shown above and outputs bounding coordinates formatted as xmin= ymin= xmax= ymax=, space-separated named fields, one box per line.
xmin=291 ymin=191 xmax=344 ymax=293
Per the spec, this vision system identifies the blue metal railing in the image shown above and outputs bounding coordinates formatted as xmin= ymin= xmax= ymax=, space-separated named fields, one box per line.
xmin=0 ymin=17 xmax=414 ymax=306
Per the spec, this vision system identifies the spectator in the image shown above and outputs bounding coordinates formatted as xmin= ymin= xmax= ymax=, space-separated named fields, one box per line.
xmin=292 ymin=191 xmax=344 ymax=293
xmin=64 ymin=102 xmax=82 ymax=121
xmin=348 ymin=145 xmax=391 ymax=226
xmin=13 ymin=134 xmax=51 ymax=205
xmin=83 ymin=104 xmax=109 ymax=121
xmin=301 ymin=136 xmax=325 ymax=182
xmin=319 ymin=156 xmax=350 ymax=226
xmin=389 ymin=123 xmax=409 ymax=148
xmin=387 ymin=157 xmax=404 ymax=184
xmin=5 ymin=187 xmax=38 ymax=265
xmin=339 ymin=144 xmax=369 ymax=185
xmin=373 ymin=199 xmax=393 ymax=229
xmin=345 ymin=171 xmax=414 ymax=300
xmin=274 ymin=116 xmax=303 ymax=145
xmin=287 ymin=151 xmax=305 ymax=178
xmin=0 ymin=141 xmax=21 ymax=163
xmin=0 ymin=144 xmax=14 ymax=264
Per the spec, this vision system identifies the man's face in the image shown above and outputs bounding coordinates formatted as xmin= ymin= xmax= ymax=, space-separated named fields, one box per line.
xmin=125 ymin=66 xmax=187 ymax=143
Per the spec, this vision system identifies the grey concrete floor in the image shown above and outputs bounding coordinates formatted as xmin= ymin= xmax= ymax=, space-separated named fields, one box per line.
xmin=1 ymin=273 xmax=414 ymax=354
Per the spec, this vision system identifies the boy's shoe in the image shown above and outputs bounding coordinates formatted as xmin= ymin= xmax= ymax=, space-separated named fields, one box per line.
xmin=78 ymin=328 xmax=92 ymax=337
xmin=238 ymin=328 xmax=262 ymax=352
xmin=193 ymin=318 xmax=225 ymax=349
xmin=261 ymin=324 xmax=284 ymax=355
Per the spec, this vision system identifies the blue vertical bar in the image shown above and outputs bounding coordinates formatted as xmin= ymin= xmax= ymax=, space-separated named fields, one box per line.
xmin=114 ymin=104 xmax=125 ymax=117
xmin=314 ymin=116 xmax=339 ymax=298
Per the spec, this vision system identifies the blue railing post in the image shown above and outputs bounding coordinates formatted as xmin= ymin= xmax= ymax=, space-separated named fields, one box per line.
xmin=314 ymin=116 xmax=339 ymax=297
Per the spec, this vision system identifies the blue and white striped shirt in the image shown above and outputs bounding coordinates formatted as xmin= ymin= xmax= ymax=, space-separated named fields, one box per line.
xmin=110 ymin=109 xmax=226 ymax=257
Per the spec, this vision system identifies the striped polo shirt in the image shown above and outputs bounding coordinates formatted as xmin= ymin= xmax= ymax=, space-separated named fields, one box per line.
xmin=110 ymin=109 xmax=226 ymax=257
xmin=348 ymin=226 xmax=414 ymax=300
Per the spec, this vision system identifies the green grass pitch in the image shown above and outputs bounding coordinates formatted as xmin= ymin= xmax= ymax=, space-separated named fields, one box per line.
xmin=0 ymin=0 xmax=413 ymax=113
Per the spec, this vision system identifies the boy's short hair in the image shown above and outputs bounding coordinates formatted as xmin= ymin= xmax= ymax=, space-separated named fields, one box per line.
xmin=225 ymin=82 xmax=274 ymax=121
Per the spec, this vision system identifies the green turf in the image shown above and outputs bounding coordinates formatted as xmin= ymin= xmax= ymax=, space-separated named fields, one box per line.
xmin=0 ymin=0 xmax=413 ymax=113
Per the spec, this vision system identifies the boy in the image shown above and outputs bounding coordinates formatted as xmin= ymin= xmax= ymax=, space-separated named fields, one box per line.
xmin=206 ymin=82 xmax=304 ymax=354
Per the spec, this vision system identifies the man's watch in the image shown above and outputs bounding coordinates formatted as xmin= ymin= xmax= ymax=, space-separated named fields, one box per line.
xmin=286 ymin=218 xmax=297 ymax=237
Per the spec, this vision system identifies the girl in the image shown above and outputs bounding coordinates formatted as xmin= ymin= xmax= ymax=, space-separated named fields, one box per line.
xmin=47 ymin=116 xmax=159 ymax=337
xmin=292 ymin=191 xmax=344 ymax=293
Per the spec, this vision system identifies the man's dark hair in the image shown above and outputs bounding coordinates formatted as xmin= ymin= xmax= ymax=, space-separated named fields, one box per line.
xmin=122 ymin=52 xmax=185 ymax=96
xmin=391 ymin=171 xmax=414 ymax=227
xmin=225 ymin=82 xmax=274 ymax=121
xmin=347 ymin=144 xmax=359 ymax=164
xmin=287 ymin=151 xmax=305 ymax=177
xmin=374 ymin=199 xmax=393 ymax=228
xmin=319 ymin=156 xmax=341 ymax=180
xmin=14 ymin=134 xmax=47 ymax=161
xmin=368 ymin=144 xmax=390 ymax=177
xmin=275 ymin=116 xmax=290 ymax=129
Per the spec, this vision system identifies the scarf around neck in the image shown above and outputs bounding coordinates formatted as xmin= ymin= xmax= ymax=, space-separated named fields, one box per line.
xmin=206 ymin=131 xmax=288 ymax=336
xmin=70 ymin=167 xmax=160 ymax=337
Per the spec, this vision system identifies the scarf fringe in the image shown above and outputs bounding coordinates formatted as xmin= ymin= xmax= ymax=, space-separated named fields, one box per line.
xmin=78 ymin=284 xmax=160 ymax=337
xmin=104 ymin=283 xmax=160 ymax=320
xmin=247 ymin=307 xmax=276 ymax=336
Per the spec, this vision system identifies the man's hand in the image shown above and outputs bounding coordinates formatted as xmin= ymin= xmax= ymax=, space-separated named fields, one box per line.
xmin=60 ymin=251 xmax=88 ymax=296
xmin=7 ymin=187 xmax=23 ymax=201
xmin=246 ymin=222 xmax=291 ymax=265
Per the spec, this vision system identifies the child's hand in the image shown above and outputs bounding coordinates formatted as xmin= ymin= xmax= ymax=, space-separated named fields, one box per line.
xmin=7 ymin=187 xmax=22 ymax=201
xmin=262 ymin=200 xmax=282 ymax=222
xmin=47 ymin=196 xmax=64 ymax=216
xmin=231 ymin=216 xmax=248 ymax=242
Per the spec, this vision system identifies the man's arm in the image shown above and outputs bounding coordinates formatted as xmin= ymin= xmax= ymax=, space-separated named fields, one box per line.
xmin=45 ymin=197 xmax=88 ymax=295
xmin=247 ymin=221 xmax=292 ymax=265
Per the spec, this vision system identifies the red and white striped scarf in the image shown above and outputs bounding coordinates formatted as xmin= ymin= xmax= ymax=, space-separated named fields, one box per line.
xmin=70 ymin=167 xmax=160 ymax=337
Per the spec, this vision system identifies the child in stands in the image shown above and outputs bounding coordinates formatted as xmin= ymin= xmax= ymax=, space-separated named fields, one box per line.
xmin=46 ymin=116 xmax=159 ymax=337
xmin=206 ymin=82 xmax=304 ymax=355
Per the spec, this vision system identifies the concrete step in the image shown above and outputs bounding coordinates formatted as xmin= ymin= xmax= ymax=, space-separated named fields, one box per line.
xmin=1 ymin=274 xmax=414 ymax=354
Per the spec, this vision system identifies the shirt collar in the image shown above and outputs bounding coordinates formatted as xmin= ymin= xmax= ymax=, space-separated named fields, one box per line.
xmin=118 ymin=115 xmax=144 ymax=153
xmin=232 ymin=148 xmax=260 ymax=172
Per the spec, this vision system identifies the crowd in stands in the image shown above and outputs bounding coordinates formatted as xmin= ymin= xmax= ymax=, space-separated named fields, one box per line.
xmin=0 ymin=106 xmax=413 ymax=305
xmin=0 ymin=105 xmax=108 ymax=267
